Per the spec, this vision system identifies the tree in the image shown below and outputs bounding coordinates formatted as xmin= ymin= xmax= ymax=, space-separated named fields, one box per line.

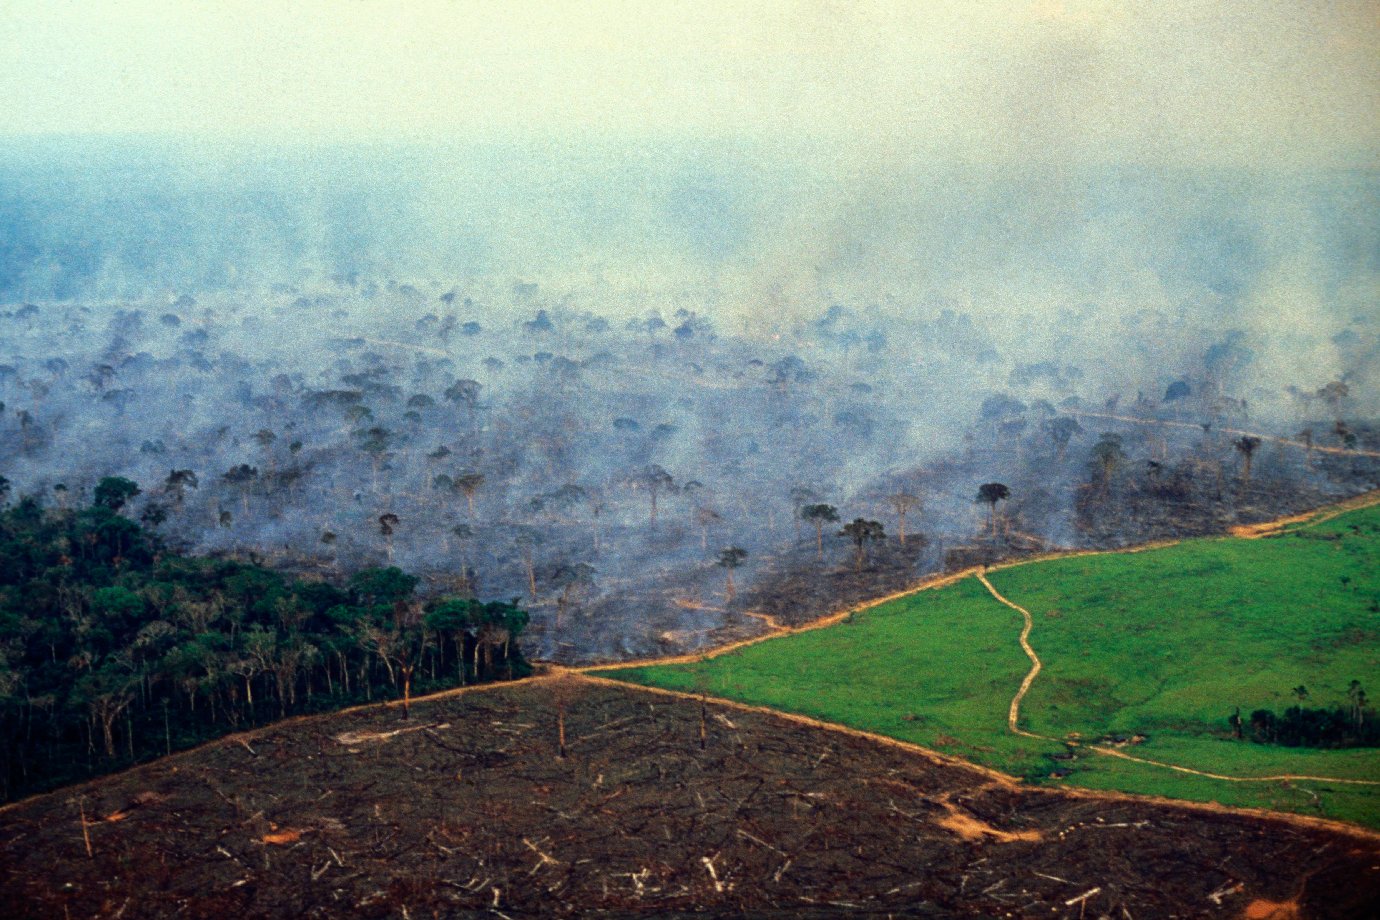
xmin=347 ymin=566 xmax=414 ymax=605
xmin=253 ymin=428 xmax=277 ymax=472
xmin=221 ymin=465 xmax=258 ymax=515
xmin=717 ymin=546 xmax=747 ymax=599
xmin=515 ymin=530 xmax=541 ymax=599
xmin=425 ymin=598 xmax=480 ymax=685
xmin=354 ymin=426 xmax=393 ymax=491
xmin=547 ymin=562 xmax=596 ymax=627
xmin=1044 ymin=416 xmax=1083 ymax=462
xmin=386 ymin=610 xmax=427 ymax=720
xmin=140 ymin=503 xmax=168 ymax=529
xmin=632 ymin=464 xmax=676 ymax=524
xmin=444 ymin=379 xmax=482 ymax=431
xmin=1234 ymin=436 xmax=1261 ymax=484
xmin=1317 ymin=381 xmax=1349 ymax=420
xmin=1089 ymin=433 xmax=1125 ymax=495
xmin=93 ymin=476 xmax=140 ymax=512
xmin=163 ymin=469 xmax=198 ymax=507
xmin=1349 ymin=680 xmax=1368 ymax=731
xmin=975 ymin=483 xmax=1010 ymax=535
xmin=801 ymin=503 xmax=839 ymax=561
xmin=839 ymin=519 xmax=885 ymax=570
xmin=378 ymin=512 xmax=400 ymax=563
xmin=71 ymin=661 xmax=137 ymax=758
xmin=320 ymin=530 xmax=338 ymax=570
xmin=1164 ymin=380 xmax=1191 ymax=402
xmin=454 ymin=471 xmax=485 ymax=517
xmin=888 ymin=492 xmax=919 ymax=547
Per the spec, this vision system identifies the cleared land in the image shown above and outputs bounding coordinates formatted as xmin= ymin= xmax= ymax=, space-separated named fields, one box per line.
xmin=3 ymin=678 xmax=1379 ymax=918
xmin=604 ymin=504 xmax=1380 ymax=827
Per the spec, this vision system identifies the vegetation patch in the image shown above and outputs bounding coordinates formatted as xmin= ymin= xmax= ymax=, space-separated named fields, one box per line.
xmin=0 ymin=484 xmax=530 ymax=802
xmin=602 ymin=504 xmax=1380 ymax=827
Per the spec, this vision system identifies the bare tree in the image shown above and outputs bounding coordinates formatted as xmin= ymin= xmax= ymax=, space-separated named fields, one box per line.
xmin=887 ymin=491 xmax=919 ymax=547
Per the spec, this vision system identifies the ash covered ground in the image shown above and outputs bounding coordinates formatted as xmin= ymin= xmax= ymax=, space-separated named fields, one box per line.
xmin=2 ymin=678 xmax=1377 ymax=919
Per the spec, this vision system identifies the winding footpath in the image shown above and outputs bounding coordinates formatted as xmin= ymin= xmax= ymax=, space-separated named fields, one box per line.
xmin=974 ymin=567 xmax=1380 ymax=788
xmin=976 ymin=572 xmax=1043 ymax=740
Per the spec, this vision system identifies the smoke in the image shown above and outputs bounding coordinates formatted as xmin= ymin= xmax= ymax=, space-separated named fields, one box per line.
xmin=1 ymin=1 xmax=1377 ymax=660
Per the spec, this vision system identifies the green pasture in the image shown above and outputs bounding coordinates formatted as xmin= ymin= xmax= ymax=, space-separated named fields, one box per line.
xmin=599 ymin=505 xmax=1380 ymax=827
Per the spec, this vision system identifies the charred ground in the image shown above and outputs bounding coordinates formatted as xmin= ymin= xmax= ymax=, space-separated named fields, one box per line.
xmin=2 ymin=678 xmax=1378 ymax=919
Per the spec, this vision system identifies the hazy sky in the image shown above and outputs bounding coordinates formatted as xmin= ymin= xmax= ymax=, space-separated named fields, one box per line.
xmin=2 ymin=0 xmax=1377 ymax=167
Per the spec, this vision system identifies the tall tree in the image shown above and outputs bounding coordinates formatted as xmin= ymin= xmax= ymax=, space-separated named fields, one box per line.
xmin=839 ymin=518 xmax=885 ymax=570
xmin=788 ymin=485 xmax=819 ymax=540
xmin=632 ymin=464 xmax=676 ymax=524
xmin=975 ymin=483 xmax=1010 ymax=535
xmin=515 ymin=530 xmax=541 ymax=600
xmin=887 ymin=492 xmax=919 ymax=547
xmin=547 ymin=562 xmax=596 ymax=627
xmin=163 ymin=469 xmax=199 ymax=507
xmin=221 ymin=465 xmax=258 ymax=515
xmin=695 ymin=506 xmax=722 ymax=552
xmin=378 ymin=512 xmax=400 ymax=563
xmin=717 ymin=546 xmax=747 ymax=599
xmin=801 ymin=503 xmax=840 ymax=561
xmin=1044 ymin=416 xmax=1083 ymax=462
xmin=93 ymin=476 xmax=140 ymax=513
xmin=454 ymin=471 xmax=485 ymax=517
xmin=1317 ymin=381 xmax=1349 ymax=420
xmin=1348 ymin=680 xmax=1368 ymax=731
xmin=1234 ymin=435 xmax=1261 ymax=484
xmin=354 ymin=426 xmax=393 ymax=491
xmin=1090 ymin=433 xmax=1125 ymax=495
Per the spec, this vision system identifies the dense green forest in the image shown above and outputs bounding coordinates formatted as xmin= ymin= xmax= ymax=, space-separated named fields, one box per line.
xmin=0 ymin=476 xmax=530 ymax=802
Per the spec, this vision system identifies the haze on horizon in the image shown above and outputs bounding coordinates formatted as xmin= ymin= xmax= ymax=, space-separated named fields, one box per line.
xmin=2 ymin=0 xmax=1377 ymax=166
xmin=1 ymin=1 xmax=1377 ymax=363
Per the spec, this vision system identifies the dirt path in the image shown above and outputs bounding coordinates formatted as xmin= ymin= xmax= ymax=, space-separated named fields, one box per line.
xmin=1068 ymin=409 xmax=1380 ymax=459
xmin=973 ymin=567 xmax=1380 ymax=789
xmin=1229 ymin=488 xmax=1380 ymax=538
xmin=593 ymin=489 xmax=1380 ymax=796
xmin=976 ymin=572 xmax=1044 ymax=740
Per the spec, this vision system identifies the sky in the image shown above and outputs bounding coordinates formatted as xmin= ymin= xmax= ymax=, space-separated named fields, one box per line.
xmin=1 ymin=0 xmax=1377 ymax=168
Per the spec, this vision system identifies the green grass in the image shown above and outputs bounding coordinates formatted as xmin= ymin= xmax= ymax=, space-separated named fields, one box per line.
xmin=598 ymin=504 xmax=1380 ymax=827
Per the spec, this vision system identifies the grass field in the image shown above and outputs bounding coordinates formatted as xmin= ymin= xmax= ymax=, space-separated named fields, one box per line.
xmin=600 ymin=504 xmax=1380 ymax=827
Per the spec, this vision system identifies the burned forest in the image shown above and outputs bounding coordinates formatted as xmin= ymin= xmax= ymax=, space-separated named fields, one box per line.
xmin=4 ymin=4 xmax=1380 ymax=914
xmin=1 ymin=265 xmax=1376 ymax=664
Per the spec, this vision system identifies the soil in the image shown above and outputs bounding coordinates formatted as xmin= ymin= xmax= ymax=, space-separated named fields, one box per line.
xmin=3 ymin=678 xmax=1378 ymax=919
